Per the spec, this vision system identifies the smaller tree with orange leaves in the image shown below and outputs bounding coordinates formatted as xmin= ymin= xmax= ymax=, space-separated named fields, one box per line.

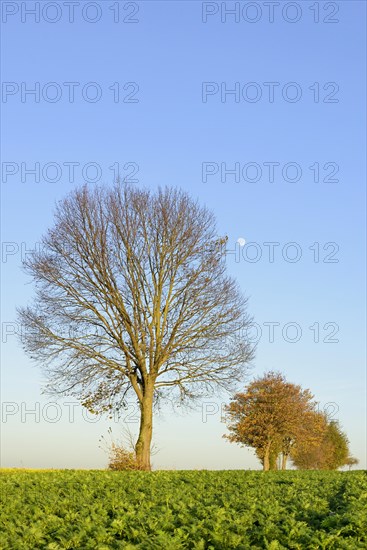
xmin=291 ymin=418 xmax=351 ymax=470
xmin=224 ymin=371 xmax=317 ymax=471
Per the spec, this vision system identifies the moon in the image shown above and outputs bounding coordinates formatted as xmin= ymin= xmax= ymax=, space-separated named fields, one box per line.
xmin=237 ymin=237 xmax=246 ymax=247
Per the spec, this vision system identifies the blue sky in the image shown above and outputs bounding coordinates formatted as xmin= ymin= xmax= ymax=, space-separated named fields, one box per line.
xmin=1 ymin=0 xmax=366 ymax=469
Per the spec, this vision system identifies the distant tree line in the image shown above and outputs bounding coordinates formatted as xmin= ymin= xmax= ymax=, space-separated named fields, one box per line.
xmin=224 ymin=372 xmax=358 ymax=471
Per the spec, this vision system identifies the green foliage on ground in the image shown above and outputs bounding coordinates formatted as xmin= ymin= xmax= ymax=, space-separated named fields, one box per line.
xmin=1 ymin=469 xmax=366 ymax=549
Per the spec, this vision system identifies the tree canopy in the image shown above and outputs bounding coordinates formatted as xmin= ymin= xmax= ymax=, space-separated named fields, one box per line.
xmin=291 ymin=418 xmax=351 ymax=470
xmin=18 ymin=182 xmax=254 ymax=469
xmin=224 ymin=372 xmax=354 ymax=471
xmin=224 ymin=372 xmax=316 ymax=470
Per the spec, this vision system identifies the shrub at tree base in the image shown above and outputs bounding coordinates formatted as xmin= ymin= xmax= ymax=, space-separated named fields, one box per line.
xmin=107 ymin=444 xmax=144 ymax=471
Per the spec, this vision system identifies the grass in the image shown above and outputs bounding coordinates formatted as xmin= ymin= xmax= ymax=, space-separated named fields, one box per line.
xmin=1 ymin=469 xmax=366 ymax=549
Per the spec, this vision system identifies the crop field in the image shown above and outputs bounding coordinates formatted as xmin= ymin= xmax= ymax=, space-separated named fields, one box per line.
xmin=1 ymin=470 xmax=366 ymax=549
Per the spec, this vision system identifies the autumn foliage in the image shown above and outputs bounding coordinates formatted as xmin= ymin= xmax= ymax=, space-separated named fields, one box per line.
xmin=291 ymin=418 xmax=351 ymax=470
xmin=224 ymin=372 xmax=353 ymax=471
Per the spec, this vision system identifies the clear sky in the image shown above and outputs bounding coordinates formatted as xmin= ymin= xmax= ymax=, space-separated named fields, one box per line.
xmin=1 ymin=0 xmax=366 ymax=470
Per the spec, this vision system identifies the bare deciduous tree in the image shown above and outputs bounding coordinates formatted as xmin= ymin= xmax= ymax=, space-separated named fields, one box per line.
xmin=18 ymin=183 xmax=254 ymax=470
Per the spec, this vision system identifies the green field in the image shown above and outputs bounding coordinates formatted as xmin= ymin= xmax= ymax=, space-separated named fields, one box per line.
xmin=1 ymin=470 xmax=366 ymax=549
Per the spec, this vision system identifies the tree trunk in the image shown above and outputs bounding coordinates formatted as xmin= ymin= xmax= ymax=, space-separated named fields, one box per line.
xmin=263 ymin=442 xmax=271 ymax=471
xmin=269 ymin=451 xmax=278 ymax=470
xmin=282 ymin=453 xmax=288 ymax=470
xmin=135 ymin=387 xmax=154 ymax=471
